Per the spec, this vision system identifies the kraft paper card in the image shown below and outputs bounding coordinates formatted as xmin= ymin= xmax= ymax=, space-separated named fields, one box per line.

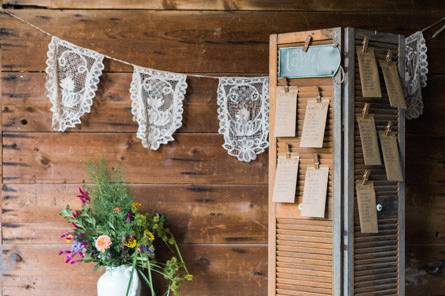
xmin=379 ymin=131 xmax=404 ymax=182
xmin=301 ymin=166 xmax=329 ymax=218
xmin=356 ymin=47 xmax=382 ymax=98
xmin=356 ymin=181 xmax=378 ymax=233
xmin=275 ymin=86 xmax=298 ymax=137
xmin=357 ymin=115 xmax=382 ymax=166
xmin=300 ymin=98 xmax=330 ymax=148
xmin=379 ymin=60 xmax=407 ymax=109
xmin=273 ymin=155 xmax=300 ymax=203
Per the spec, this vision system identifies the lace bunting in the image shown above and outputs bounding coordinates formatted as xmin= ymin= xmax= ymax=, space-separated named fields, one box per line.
xmin=217 ymin=77 xmax=269 ymax=162
xmin=130 ymin=67 xmax=187 ymax=150
xmin=405 ymin=31 xmax=428 ymax=119
xmin=45 ymin=37 xmax=104 ymax=131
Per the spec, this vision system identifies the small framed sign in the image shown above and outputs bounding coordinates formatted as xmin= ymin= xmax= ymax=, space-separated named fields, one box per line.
xmin=279 ymin=44 xmax=341 ymax=78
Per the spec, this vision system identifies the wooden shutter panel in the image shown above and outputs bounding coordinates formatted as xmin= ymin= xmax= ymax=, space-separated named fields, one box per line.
xmin=343 ymin=28 xmax=405 ymax=296
xmin=268 ymin=28 xmax=343 ymax=296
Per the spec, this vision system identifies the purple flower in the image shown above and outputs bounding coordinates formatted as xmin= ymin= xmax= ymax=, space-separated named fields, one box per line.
xmin=125 ymin=211 xmax=134 ymax=222
xmin=77 ymin=187 xmax=90 ymax=204
xmin=59 ymin=240 xmax=86 ymax=265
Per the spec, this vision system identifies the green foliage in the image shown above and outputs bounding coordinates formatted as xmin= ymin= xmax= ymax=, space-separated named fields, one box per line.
xmin=59 ymin=160 xmax=192 ymax=296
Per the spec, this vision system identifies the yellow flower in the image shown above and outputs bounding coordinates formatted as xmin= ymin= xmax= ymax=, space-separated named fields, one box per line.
xmin=131 ymin=201 xmax=142 ymax=210
xmin=185 ymin=274 xmax=193 ymax=281
xmin=123 ymin=238 xmax=137 ymax=249
xmin=144 ymin=230 xmax=155 ymax=241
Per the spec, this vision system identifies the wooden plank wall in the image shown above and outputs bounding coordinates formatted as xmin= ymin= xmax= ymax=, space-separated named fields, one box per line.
xmin=0 ymin=1 xmax=444 ymax=295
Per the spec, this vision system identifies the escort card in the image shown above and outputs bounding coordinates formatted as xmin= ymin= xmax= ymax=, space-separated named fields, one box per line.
xmin=356 ymin=181 xmax=378 ymax=233
xmin=356 ymin=47 xmax=382 ymax=98
xmin=273 ymin=155 xmax=300 ymax=203
xmin=357 ymin=115 xmax=382 ymax=166
xmin=379 ymin=60 xmax=407 ymax=109
xmin=379 ymin=131 xmax=404 ymax=181
xmin=275 ymin=86 xmax=298 ymax=137
xmin=301 ymin=166 xmax=329 ymax=218
xmin=300 ymin=98 xmax=329 ymax=148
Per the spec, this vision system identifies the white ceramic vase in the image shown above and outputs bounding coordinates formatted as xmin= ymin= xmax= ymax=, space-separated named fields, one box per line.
xmin=97 ymin=265 xmax=141 ymax=296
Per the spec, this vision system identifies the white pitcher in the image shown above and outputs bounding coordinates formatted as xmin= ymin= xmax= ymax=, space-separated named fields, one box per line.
xmin=97 ymin=265 xmax=141 ymax=296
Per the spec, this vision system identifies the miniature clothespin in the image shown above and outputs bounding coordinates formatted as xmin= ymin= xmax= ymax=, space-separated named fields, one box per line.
xmin=303 ymin=35 xmax=312 ymax=52
xmin=284 ymin=76 xmax=290 ymax=93
xmin=362 ymin=169 xmax=371 ymax=185
xmin=362 ymin=36 xmax=369 ymax=53
xmin=316 ymin=86 xmax=322 ymax=103
xmin=385 ymin=49 xmax=393 ymax=63
xmin=385 ymin=120 xmax=393 ymax=136
xmin=362 ymin=103 xmax=370 ymax=118
xmin=313 ymin=153 xmax=320 ymax=169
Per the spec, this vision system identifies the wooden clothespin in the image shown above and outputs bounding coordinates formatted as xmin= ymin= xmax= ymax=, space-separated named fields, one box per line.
xmin=303 ymin=35 xmax=312 ymax=52
xmin=385 ymin=49 xmax=393 ymax=63
xmin=316 ymin=86 xmax=322 ymax=103
xmin=385 ymin=120 xmax=393 ymax=136
xmin=362 ymin=35 xmax=369 ymax=53
xmin=362 ymin=103 xmax=370 ymax=118
xmin=287 ymin=143 xmax=292 ymax=159
xmin=362 ymin=169 xmax=371 ymax=185
xmin=284 ymin=76 xmax=290 ymax=93
xmin=313 ymin=153 xmax=320 ymax=169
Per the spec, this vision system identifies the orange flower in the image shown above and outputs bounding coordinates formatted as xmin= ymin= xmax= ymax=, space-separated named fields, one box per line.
xmin=113 ymin=207 xmax=121 ymax=213
xmin=95 ymin=235 xmax=112 ymax=253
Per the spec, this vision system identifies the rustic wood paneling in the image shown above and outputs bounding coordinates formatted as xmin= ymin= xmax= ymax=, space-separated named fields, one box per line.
xmin=3 ymin=0 xmax=445 ymax=11
xmin=0 ymin=1 xmax=444 ymax=295
xmin=2 ymin=244 xmax=267 ymax=296
xmin=1 ymin=11 xmax=445 ymax=74
xmin=2 ymin=73 xmax=219 ymax=133
xmin=1 ymin=183 xmax=267 ymax=244
xmin=2 ymin=132 xmax=267 ymax=184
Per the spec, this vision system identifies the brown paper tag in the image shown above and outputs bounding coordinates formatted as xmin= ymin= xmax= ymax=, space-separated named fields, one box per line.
xmin=357 ymin=115 xmax=382 ymax=166
xmin=356 ymin=47 xmax=382 ymax=98
xmin=300 ymin=98 xmax=329 ymax=148
xmin=301 ymin=166 xmax=329 ymax=218
xmin=356 ymin=181 xmax=378 ymax=233
xmin=273 ymin=155 xmax=300 ymax=203
xmin=379 ymin=131 xmax=404 ymax=181
xmin=275 ymin=86 xmax=298 ymax=137
xmin=379 ymin=60 xmax=407 ymax=109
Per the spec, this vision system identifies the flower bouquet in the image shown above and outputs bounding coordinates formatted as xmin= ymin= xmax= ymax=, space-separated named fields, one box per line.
xmin=59 ymin=161 xmax=192 ymax=296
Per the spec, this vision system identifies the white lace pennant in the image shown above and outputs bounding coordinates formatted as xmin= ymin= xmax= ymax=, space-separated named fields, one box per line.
xmin=217 ymin=77 xmax=269 ymax=162
xmin=130 ymin=66 xmax=187 ymax=150
xmin=45 ymin=36 xmax=104 ymax=131
xmin=405 ymin=31 xmax=428 ymax=119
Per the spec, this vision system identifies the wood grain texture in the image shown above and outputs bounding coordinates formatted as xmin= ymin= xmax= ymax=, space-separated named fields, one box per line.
xmin=2 ymin=132 xmax=267 ymax=184
xmin=1 ymin=11 xmax=445 ymax=74
xmin=3 ymin=0 xmax=445 ymax=10
xmin=2 ymin=73 xmax=219 ymax=133
xmin=2 ymin=244 xmax=267 ymax=296
xmin=1 ymin=183 xmax=267 ymax=244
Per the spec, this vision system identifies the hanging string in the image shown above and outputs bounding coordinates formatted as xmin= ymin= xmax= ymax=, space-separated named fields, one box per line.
xmin=2 ymin=9 xmax=266 ymax=79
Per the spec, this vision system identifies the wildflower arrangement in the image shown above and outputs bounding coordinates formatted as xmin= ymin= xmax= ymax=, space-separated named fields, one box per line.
xmin=59 ymin=161 xmax=192 ymax=295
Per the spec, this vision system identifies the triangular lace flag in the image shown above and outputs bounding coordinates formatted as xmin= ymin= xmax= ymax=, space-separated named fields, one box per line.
xmin=45 ymin=36 xmax=104 ymax=131
xmin=217 ymin=77 xmax=269 ymax=162
xmin=405 ymin=31 xmax=428 ymax=119
xmin=130 ymin=66 xmax=187 ymax=150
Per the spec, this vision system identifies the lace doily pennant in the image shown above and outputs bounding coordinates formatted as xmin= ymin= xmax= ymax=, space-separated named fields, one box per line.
xmin=405 ymin=31 xmax=429 ymax=119
xmin=217 ymin=77 xmax=269 ymax=162
xmin=45 ymin=36 xmax=105 ymax=131
xmin=130 ymin=66 xmax=187 ymax=150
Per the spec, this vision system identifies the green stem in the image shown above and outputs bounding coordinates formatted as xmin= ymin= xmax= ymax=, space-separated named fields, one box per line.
xmin=125 ymin=257 xmax=137 ymax=296
xmin=147 ymin=258 xmax=156 ymax=296
xmin=174 ymin=242 xmax=189 ymax=274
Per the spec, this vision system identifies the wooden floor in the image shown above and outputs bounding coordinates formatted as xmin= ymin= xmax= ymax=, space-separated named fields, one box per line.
xmin=0 ymin=1 xmax=444 ymax=295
